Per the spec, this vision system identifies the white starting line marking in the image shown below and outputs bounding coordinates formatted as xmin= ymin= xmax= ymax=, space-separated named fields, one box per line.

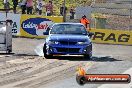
xmin=98 ymin=68 xmax=132 ymax=88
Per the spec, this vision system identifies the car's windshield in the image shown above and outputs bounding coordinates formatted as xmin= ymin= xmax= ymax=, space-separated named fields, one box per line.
xmin=50 ymin=24 xmax=87 ymax=35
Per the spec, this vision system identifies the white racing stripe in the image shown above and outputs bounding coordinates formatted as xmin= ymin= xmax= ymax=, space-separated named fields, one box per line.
xmin=98 ymin=68 xmax=132 ymax=88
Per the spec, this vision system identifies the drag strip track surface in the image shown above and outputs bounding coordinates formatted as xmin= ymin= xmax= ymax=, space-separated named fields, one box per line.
xmin=0 ymin=38 xmax=132 ymax=88
xmin=0 ymin=56 xmax=91 ymax=88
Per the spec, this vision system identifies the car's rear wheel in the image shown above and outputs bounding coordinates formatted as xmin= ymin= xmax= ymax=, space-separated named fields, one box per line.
xmin=43 ymin=44 xmax=53 ymax=59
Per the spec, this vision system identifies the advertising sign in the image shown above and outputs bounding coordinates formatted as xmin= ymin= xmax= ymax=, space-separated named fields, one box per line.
xmin=0 ymin=13 xmax=21 ymax=35
xmin=20 ymin=15 xmax=63 ymax=38
xmin=90 ymin=29 xmax=132 ymax=45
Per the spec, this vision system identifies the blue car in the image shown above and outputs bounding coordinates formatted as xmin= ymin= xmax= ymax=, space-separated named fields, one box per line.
xmin=43 ymin=23 xmax=93 ymax=59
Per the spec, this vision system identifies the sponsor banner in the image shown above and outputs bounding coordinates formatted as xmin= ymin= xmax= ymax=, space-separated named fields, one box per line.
xmin=0 ymin=13 xmax=21 ymax=35
xmin=20 ymin=15 xmax=63 ymax=38
xmin=90 ymin=29 xmax=132 ymax=45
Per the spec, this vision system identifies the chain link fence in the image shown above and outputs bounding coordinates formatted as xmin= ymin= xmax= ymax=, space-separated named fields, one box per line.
xmin=91 ymin=0 xmax=132 ymax=31
xmin=0 ymin=0 xmax=132 ymax=31
xmin=67 ymin=0 xmax=132 ymax=31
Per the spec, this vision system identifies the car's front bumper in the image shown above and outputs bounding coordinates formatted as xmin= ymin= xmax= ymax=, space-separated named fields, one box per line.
xmin=46 ymin=44 xmax=92 ymax=55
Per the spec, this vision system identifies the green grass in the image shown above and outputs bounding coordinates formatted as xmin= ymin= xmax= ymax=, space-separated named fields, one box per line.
xmin=0 ymin=0 xmax=13 ymax=9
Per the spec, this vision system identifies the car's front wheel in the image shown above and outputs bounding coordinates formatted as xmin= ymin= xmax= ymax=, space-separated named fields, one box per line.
xmin=43 ymin=44 xmax=53 ymax=59
xmin=84 ymin=54 xmax=91 ymax=60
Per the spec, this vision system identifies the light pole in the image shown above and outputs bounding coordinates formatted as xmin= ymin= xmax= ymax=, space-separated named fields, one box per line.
xmin=129 ymin=1 xmax=132 ymax=30
xmin=63 ymin=0 xmax=66 ymax=22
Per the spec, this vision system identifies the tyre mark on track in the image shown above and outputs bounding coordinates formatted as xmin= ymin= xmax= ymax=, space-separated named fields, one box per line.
xmin=0 ymin=59 xmax=68 ymax=86
xmin=0 ymin=67 xmax=32 ymax=78
xmin=0 ymin=58 xmax=39 ymax=71
xmin=14 ymin=61 xmax=88 ymax=88
xmin=0 ymin=58 xmax=41 ymax=79
xmin=24 ymin=60 xmax=68 ymax=75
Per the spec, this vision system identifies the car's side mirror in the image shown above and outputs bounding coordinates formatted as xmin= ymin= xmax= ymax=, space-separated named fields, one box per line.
xmin=43 ymin=31 xmax=49 ymax=35
xmin=88 ymin=32 xmax=94 ymax=38
xmin=43 ymin=27 xmax=51 ymax=35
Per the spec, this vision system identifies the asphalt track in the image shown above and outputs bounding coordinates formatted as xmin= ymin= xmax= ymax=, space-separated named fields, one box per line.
xmin=0 ymin=38 xmax=132 ymax=88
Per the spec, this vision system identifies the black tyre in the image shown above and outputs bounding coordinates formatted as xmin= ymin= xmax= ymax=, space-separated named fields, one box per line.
xmin=43 ymin=44 xmax=53 ymax=59
xmin=84 ymin=54 xmax=91 ymax=60
xmin=7 ymin=50 xmax=11 ymax=54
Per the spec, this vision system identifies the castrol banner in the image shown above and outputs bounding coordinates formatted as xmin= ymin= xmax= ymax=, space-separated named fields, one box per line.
xmin=20 ymin=14 xmax=63 ymax=38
